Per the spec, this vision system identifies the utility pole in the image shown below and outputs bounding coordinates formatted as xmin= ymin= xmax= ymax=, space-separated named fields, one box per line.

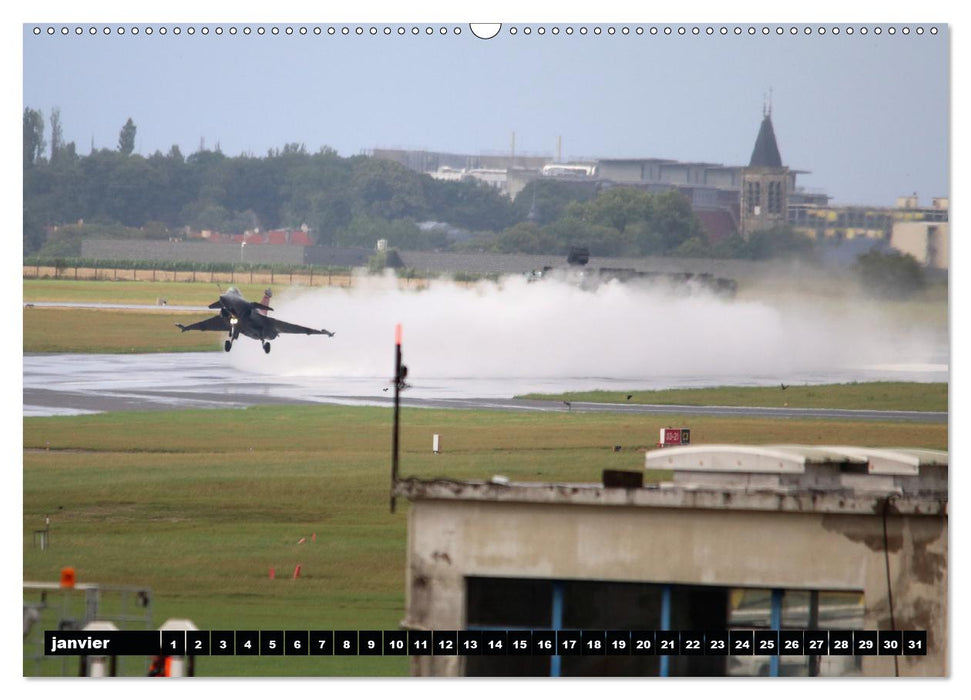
xmin=390 ymin=324 xmax=407 ymax=513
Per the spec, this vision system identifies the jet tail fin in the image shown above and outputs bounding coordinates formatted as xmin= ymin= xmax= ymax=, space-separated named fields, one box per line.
xmin=259 ymin=289 xmax=273 ymax=316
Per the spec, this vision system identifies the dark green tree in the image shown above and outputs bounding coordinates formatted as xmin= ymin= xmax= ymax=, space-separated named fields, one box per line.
xmin=492 ymin=222 xmax=560 ymax=254
xmin=118 ymin=118 xmax=137 ymax=155
xmin=570 ymin=187 xmax=654 ymax=233
xmin=78 ymin=148 xmax=125 ymax=220
xmin=512 ymin=179 xmax=599 ymax=225
xmin=670 ymin=236 xmax=711 ymax=258
xmin=220 ymin=154 xmax=282 ymax=230
xmin=23 ymin=108 xmax=46 ymax=167
xmin=561 ymin=187 xmax=702 ymax=256
xmin=23 ymin=206 xmax=46 ymax=254
xmin=854 ymin=249 xmax=926 ymax=299
xmin=105 ymin=154 xmax=161 ymax=226
xmin=281 ymin=148 xmax=353 ymax=244
xmin=350 ymin=157 xmax=428 ymax=221
xmin=423 ymin=177 xmax=517 ymax=232
xmin=145 ymin=147 xmax=193 ymax=226
xmin=707 ymin=234 xmax=750 ymax=259
xmin=183 ymin=148 xmax=229 ymax=220
xmin=651 ymin=189 xmax=702 ymax=252
xmin=742 ymin=225 xmax=817 ymax=260
xmin=49 ymin=108 xmax=63 ymax=161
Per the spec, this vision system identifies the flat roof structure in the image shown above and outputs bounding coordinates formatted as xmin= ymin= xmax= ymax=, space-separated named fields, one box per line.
xmin=393 ymin=444 xmax=947 ymax=677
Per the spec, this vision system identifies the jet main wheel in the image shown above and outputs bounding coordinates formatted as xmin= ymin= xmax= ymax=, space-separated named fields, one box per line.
xmin=224 ymin=340 xmax=233 ymax=352
xmin=262 ymin=342 xmax=271 ymax=354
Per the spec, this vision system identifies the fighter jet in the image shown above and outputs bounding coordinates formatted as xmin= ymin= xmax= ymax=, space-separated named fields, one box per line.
xmin=176 ymin=287 xmax=334 ymax=354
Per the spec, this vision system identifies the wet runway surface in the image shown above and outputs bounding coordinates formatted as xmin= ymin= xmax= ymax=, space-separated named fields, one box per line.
xmin=23 ymin=352 xmax=948 ymax=423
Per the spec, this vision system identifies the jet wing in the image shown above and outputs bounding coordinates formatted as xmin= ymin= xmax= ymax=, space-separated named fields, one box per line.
xmin=176 ymin=315 xmax=232 ymax=333
xmin=265 ymin=317 xmax=335 ymax=337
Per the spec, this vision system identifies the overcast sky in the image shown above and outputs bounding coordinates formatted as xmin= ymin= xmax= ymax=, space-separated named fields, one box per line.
xmin=21 ymin=12 xmax=949 ymax=208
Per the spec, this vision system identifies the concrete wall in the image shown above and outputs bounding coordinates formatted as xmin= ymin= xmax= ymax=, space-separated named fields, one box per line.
xmin=890 ymin=221 xmax=949 ymax=270
xmin=597 ymin=161 xmax=648 ymax=184
xmin=396 ymin=250 xmax=836 ymax=284
xmin=706 ymin=169 xmax=740 ymax=189
xmin=79 ymin=239 xmax=823 ymax=282
xmin=81 ymin=239 xmax=306 ymax=265
xmin=402 ymin=495 xmax=946 ymax=677
xmin=79 ymin=240 xmax=378 ymax=268
xmin=77 ymin=239 xmax=936 ymax=288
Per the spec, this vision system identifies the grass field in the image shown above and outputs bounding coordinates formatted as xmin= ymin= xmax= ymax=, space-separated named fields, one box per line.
xmin=21 ymin=277 xmax=950 ymax=677
xmin=23 ymin=404 xmax=947 ymax=676
xmin=22 ymin=280 xmax=293 ymax=353
xmin=24 ymin=307 xmax=227 ymax=353
xmin=21 ymin=279 xmax=323 ymax=354
xmin=519 ymin=382 xmax=948 ymax=412
xmin=24 ymin=278 xmax=291 ymax=307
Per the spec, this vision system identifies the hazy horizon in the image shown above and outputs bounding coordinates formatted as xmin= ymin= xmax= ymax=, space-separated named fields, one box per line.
xmin=22 ymin=20 xmax=949 ymax=209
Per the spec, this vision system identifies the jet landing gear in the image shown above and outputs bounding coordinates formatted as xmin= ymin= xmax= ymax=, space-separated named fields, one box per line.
xmin=225 ymin=324 xmax=240 ymax=352
xmin=222 ymin=337 xmax=271 ymax=353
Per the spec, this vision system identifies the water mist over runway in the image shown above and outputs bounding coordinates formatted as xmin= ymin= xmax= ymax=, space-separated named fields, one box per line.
xmin=228 ymin=274 xmax=948 ymax=391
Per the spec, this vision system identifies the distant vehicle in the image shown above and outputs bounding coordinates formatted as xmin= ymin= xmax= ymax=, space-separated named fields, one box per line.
xmin=176 ymin=287 xmax=334 ymax=354
xmin=567 ymin=246 xmax=590 ymax=266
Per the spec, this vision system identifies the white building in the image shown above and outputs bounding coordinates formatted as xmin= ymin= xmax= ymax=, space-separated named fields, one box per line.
xmin=394 ymin=444 xmax=947 ymax=677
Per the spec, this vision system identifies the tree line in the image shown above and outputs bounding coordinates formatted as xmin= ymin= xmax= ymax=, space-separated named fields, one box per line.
xmin=24 ymin=108 xmax=820 ymax=265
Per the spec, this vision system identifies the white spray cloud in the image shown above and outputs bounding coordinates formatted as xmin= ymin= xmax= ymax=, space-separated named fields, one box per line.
xmin=227 ymin=273 xmax=947 ymax=389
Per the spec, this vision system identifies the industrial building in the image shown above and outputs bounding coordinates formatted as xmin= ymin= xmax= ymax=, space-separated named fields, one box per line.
xmin=393 ymin=444 xmax=947 ymax=677
xmin=372 ymin=112 xmax=949 ymax=268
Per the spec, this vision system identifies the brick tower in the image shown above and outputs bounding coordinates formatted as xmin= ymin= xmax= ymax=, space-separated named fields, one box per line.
xmin=740 ymin=108 xmax=790 ymax=239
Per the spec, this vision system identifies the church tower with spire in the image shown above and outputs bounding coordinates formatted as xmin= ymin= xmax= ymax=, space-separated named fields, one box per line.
xmin=740 ymin=103 xmax=791 ymax=239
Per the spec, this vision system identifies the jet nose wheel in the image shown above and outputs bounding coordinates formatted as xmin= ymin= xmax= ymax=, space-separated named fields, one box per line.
xmin=224 ymin=340 xmax=233 ymax=352
xmin=262 ymin=341 xmax=271 ymax=354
